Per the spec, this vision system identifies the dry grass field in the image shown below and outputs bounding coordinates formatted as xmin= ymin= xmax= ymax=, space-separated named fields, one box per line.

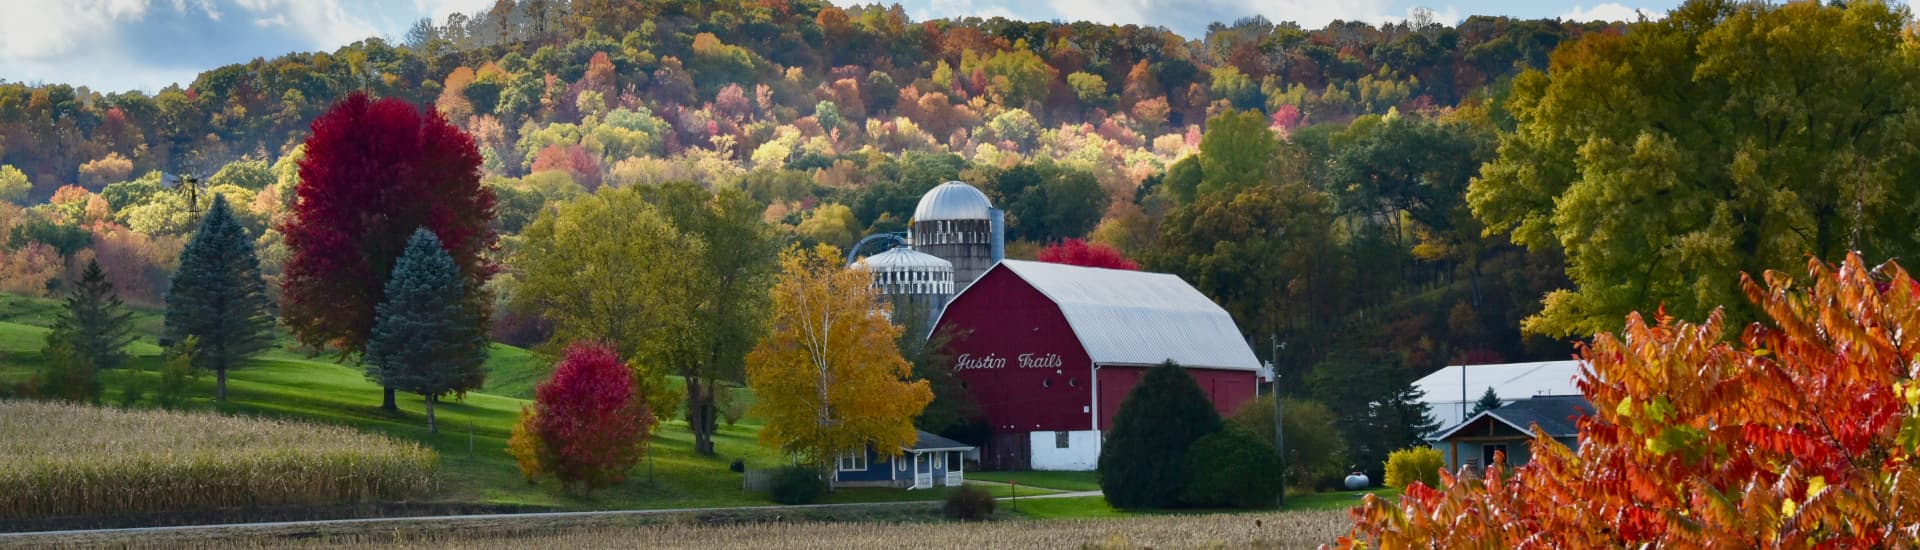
xmin=0 ymin=400 xmax=437 ymax=521
xmin=8 ymin=508 xmax=1353 ymax=549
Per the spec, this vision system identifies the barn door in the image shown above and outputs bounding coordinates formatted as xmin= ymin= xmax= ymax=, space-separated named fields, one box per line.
xmin=987 ymin=431 xmax=1031 ymax=470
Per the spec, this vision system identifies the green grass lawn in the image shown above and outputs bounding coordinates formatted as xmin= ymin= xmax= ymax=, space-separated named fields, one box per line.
xmin=1286 ymin=487 xmax=1397 ymax=511
xmin=967 ymin=470 xmax=1101 ymax=492
xmin=0 ymin=292 xmax=933 ymax=513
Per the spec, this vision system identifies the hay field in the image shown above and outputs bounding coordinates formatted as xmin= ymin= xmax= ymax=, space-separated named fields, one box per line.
xmin=0 ymin=400 xmax=436 ymax=521
xmin=13 ymin=509 xmax=1352 ymax=549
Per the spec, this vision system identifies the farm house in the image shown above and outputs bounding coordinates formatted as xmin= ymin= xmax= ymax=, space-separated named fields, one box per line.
xmin=830 ymin=431 xmax=977 ymax=489
xmin=1430 ymin=395 xmax=1591 ymax=472
xmin=931 ymin=260 xmax=1262 ymax=471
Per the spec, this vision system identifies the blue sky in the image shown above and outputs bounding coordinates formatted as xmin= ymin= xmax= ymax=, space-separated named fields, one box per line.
xmin=0 ymin=0 xmax=1676 ymax=94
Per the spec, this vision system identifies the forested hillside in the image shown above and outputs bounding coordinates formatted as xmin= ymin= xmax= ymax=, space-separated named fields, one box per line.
xmin=0 ymin=0 xmax=1619 ymax=418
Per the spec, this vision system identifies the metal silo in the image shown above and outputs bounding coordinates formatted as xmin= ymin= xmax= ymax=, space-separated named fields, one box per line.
xmin=910 ymin=181 xmax=1001 ymax=294
xmin=856 ymin=246 xmax=956 ymax=331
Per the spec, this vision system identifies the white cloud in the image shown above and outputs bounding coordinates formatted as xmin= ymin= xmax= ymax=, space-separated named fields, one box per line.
xmin=1045 ymin=0 xmax=1394 ymax=30
xmin=231 ymin=0 xmax=376 ymax=47
xmin=1380 ymin=5 xmax=1463 ymax=26
xmin=1561 ymin=3 xmax=1658 ymax=22
xmin=0 ymin=0 xmax=151 ymax=60
xmin=414 ymin=0 xmax=494 ymax=21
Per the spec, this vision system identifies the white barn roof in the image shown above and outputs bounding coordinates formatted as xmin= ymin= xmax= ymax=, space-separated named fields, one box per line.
xmin=969 ymin=260 xmax=1262 ymax=372
xmin=1415 ymin=360 xmax=1584 ymax=430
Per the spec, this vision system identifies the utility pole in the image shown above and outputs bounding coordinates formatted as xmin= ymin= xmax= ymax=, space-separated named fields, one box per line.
xmin=1271 ymin=334 xmax=1286 ymax=508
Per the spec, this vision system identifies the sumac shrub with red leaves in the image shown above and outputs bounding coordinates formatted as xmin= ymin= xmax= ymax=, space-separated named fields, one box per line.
xmin=1337 ymin=253 xmax=1920 ymax=548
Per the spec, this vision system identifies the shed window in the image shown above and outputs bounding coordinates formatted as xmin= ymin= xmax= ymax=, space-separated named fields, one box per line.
xmin=1055 ymin=431 xmax=1070 ymax=449
xmin=838 ymin=449 xmax=867 ymax=471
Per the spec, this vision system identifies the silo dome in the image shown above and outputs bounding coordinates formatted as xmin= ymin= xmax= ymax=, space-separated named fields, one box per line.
xmin=913 ymin=181 xmax=993 ymax=222
xmin=856 ymin=246 xmax=955 ymax=329
xmin=856 ymin=246 xmax=956 ymax=297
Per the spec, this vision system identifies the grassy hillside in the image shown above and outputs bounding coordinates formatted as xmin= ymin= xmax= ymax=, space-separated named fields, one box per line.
xmin=0 ymin=292 xmax=930 ymax=513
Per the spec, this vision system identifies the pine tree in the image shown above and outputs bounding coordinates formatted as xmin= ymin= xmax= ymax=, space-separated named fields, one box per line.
xmin=1098 ymin=360 xmax=1223 ymax=509
xmin=366 ymin=229 xmax=488 ymax=434
xmin=165 ymin=195 xmax=274 ymax=401
xmin=41 ymin=259 xmax=135 ymax=402
xmin=1469 ymin=387 xmax=1503 ymax=417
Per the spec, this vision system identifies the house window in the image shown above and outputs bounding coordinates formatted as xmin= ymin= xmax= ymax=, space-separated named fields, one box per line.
xmin=838 ymin=449 xmax=867 ymax=471
xmin=946 ymin=451 xmax=961 ymax=470
xmin=1056 ymin=431 xmax=1070 ymax=449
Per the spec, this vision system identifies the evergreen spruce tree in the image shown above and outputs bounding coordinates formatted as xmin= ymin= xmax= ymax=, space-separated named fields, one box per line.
xmin=165 ymin=195 xmax=275 ymax=401
xmin=1097 ymin=360 xmax=1223 ymax=509
xmin=1470 ymin=387 xmax=1503 ymax=417
xmin=366 ymin=229 xmax=488 ymax=433
xmin=41 ymin=259 xmax=134 ymax=402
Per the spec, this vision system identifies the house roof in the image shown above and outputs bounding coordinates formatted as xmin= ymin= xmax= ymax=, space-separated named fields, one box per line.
xmin=1414 ymin=360 xmax=1584 ymax=404
xmin=906 ymin=430 xmax=974 ymax=452
xmin=1432 ymin=395 xmax=1592 ymax=441
xmin=961 ymin=260 xmax=1261 ymax=372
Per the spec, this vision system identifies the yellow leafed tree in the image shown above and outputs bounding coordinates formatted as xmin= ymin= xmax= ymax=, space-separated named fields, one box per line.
xmin=747 ymin=244 xmax=932 ymax=473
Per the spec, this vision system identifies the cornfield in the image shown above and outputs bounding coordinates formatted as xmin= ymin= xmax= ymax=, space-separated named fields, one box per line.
xmin=0 ymin=400 xmax=437 ymax=521
xmin=13 ymin=509 xmax=1353 ymax=549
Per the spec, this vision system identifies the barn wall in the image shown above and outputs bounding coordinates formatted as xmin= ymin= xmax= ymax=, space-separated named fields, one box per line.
xmin=1096 ymin=365 xmax=1259 ymax=431
xmin=937 ymin=267 xmax=1095 ymax=433
xmin=1028 ymin=430 xmax=1101 ymax=471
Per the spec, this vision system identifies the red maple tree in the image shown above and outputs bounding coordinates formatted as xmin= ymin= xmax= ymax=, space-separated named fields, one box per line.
xmin=530 ymin=341 xmax=655 ymax=491
xmin=280 ymin=92 xmax=496 ymax=408
xmin=1037 ymin=238 xmax=1139 ymax=270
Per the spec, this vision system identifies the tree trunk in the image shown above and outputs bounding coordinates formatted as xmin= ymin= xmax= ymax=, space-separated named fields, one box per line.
xmin=425 ymin=394 xmax=437 ymax=434
xmin=685 ymin=375 xmax=716 ymax=456
xmin=216 ymin=367 xmax=228 ymax=401
xmin=383 ymin=386 xmax=398 ymax=412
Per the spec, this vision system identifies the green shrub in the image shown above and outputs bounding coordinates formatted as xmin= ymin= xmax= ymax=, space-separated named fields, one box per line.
xmin=1229 ymin=395 xmax=1350 ymax=490
xmin=943 ymin=485 xmax=996 ymax=520
xmin=1384 ymin=446 xmax=1444 ymax=489
xmin=1098 ymin=360 xmax=1222 ymax=509
xmin=769 ymin=465 xmax=825 ymax=504
xmin=1182 ymin=426 xmax=1285 ymax=508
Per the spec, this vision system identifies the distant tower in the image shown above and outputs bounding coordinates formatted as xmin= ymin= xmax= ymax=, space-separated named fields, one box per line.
xmin=856 ymin=246 xmax=955 ymax=330
xmin=911 ymin=181 xmax=1002 ymax=294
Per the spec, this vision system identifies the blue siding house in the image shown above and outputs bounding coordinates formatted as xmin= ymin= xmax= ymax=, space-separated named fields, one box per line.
xmin=1431 ymin=395 xmax=1590 ymax=473
xmin=832 ymin=431 xmax=976 ymax=489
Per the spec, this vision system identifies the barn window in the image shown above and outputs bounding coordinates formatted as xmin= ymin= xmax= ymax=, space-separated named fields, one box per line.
xmin=1056 ymin=431 xmax=1070 ymax=449
xmin=838 ymin=449 xmax=867 ymax=471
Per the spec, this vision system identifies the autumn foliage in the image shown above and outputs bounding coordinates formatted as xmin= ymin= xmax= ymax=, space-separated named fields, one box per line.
xmin=1037 ymin=238 xmax=1138 ymax=270
xmin=280 ymin=92 xmax=496 ymax=359
xmin=1338 ymin=253 xmax=1920 ymax=548
xmin=512 ymin=342 xmax=655 ymax=492
xmin=746 ymin=244 xmax=931 ymax=470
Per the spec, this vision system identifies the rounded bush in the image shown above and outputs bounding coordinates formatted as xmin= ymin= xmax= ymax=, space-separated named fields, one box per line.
xmin=1384 ymin=446 xmax=1444 ymax=489
xmin=1182 ymin=427 xmax=1284 ymax=508
xmin=769 ymin=465 xmax=825 ymax=504
xmin=943 ymin=485 xmax=996 ymax=521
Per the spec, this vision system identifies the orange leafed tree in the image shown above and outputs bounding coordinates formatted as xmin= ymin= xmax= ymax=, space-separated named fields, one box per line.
xmin=746 ymin=244 xmax=932 ymax=473
xmin=1337 ymin=252 xmax=1920 ymax=548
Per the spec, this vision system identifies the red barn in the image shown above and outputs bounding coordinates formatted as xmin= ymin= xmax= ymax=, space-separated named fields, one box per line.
xmin=932 ymin=260 xmax=1262 ymax=471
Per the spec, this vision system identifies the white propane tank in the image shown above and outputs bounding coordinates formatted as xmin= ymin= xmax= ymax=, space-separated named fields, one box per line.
xmin=1344 ymin=472 xmax=1370 ymax=490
